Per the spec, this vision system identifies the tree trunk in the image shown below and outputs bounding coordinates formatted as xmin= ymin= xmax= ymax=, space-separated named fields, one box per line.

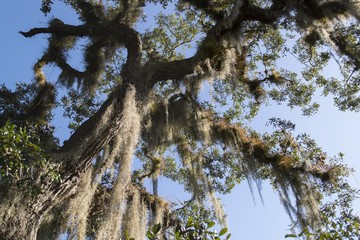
xmin=0 ymin=204 xmax=39 ymax=239
xmin=0 ymin=84 xmax=145 ymax=240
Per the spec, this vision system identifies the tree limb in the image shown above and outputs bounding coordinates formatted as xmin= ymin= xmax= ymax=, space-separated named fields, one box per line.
xmin=146 ymin=0 xmax=286 ymax=86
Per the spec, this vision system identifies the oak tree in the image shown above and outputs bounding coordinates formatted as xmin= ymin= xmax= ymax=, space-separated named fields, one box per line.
xmin=1 ymin=0 xmax=360 ymax=239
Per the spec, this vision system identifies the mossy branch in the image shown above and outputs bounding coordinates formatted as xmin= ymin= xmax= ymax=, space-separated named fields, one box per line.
xmin=20 ymin=18 xmax=142 ymax=91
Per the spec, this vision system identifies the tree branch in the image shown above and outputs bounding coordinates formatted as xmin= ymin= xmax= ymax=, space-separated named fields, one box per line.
xmin=33 ymin=85 xmax=134 ymax=224
xmin=20 ymin=18 xmax=143 ymax=87
xmin=146 ymin=0 xmax=286 ymax=86
xmin=148 ymin=56 xmax=197 ymax=85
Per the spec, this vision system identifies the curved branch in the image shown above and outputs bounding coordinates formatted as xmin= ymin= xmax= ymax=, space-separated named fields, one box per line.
xmin=147 ymin=0 xmax=286 ymax=86
xmin=20 ymin=19 xmax=142 ymax=85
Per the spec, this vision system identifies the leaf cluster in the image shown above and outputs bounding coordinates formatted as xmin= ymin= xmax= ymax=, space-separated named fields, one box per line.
xmin=286 ymin=183 xmax=360 ymax=239
xmin=147 ymin=217 xmax=230 ymax=240
xmin=0 ymin=121 xmax=60 ymax=194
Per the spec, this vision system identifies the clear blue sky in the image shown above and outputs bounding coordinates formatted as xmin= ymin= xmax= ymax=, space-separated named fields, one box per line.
xmin=1 ymin=1 xmax=359 ymax=239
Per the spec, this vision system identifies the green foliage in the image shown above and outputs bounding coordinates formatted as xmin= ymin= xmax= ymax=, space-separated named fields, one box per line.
xmin=142 ymin=10 xmax=201 ymax=62
xmin=286 ymin=209 xmax=360 ymax=240
xmin=0 ymin=121 xmax=60 ymax=193
xmin=315 ymin=182 xmax=360 ymax=239
xmin=285 ymin=177 xmax=360 ymax=239
xmin=147 ymin=217 xmax=231 ymax=240
xmin=0 ymin=83 xmax=58 ymax=150
xmin=60 ymin=88 xmax=103 ymax=131
xmin=0 ymin=83 xmax=60 ymax=192
xmin=0 ymin=83 xmax=37 ymax=125
xmin=40 ymin=0 xmax=53 ymax=15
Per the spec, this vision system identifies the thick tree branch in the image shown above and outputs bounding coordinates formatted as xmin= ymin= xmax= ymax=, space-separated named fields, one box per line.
xmin=148 ymin=57 xmax=197 ymax=85
xmin=147 ymin=92 xmax=334 ymax=183
xmin=26 ymin=85 xmax=137 ymax=237
xmin=20 ymin=19 xmax=142 ymax=78
xmin=147 ymin=0 xmax=286 ymax=86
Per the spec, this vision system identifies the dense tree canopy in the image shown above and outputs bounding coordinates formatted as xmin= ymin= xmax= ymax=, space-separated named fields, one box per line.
xmin=1 ymin=0 xmax=360 ymax=239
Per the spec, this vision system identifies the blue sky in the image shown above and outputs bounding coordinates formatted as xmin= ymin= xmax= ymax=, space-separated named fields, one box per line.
xmin=1 ymin=1 xmax=359 ymax=239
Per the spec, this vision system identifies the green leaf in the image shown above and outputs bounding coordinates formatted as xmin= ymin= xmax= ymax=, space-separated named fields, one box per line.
xmin=219 ymin=228 xmax=228 ymax=236
xmin=284 ymin=234 xmax=298 ymax=238
xmin=146 ymin=232 xmax=154 ymax=239
xmin=206 ymin=221 xmax=216 ymax=229
xmin=186 ymin=217 xmax=194 ymax=228
xmin=152 ymin=223 xmax=162 ymax=234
